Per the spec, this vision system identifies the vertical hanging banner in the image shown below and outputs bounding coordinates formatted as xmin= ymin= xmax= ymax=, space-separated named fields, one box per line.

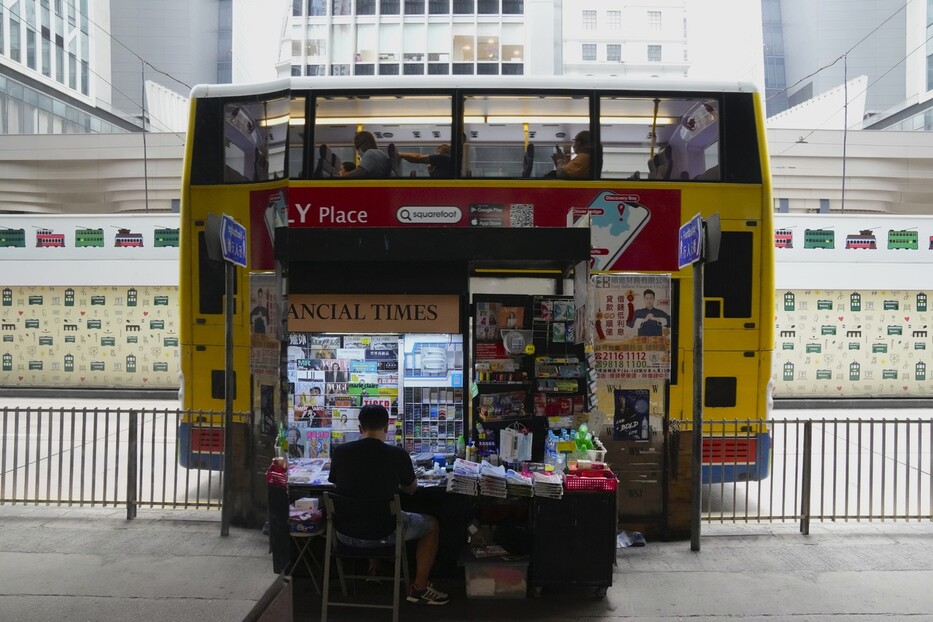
xmin=590 ymin=274 xmax=672 ymax=380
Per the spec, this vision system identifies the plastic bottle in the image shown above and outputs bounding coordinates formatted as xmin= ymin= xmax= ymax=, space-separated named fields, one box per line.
xmin=640 ymin=416 xmax=648 ymax=440
xmin=545 ymin=430 xmax=558 ymax=466
xmin=277 ymin=423 xmax=288 ymax=458
xmin=456 ymin=434 xmax=466 ymax=459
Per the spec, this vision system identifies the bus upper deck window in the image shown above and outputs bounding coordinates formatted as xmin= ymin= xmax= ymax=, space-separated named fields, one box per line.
xmin=312 ymin=94 xmax=453 ymax=179
xmin=223 ymin=97 xmax=289 ymax=183
xmin=599 ymin=96 xmax=719 ymax=182
xmin=462 ymin=94 xmax=591 ymax=179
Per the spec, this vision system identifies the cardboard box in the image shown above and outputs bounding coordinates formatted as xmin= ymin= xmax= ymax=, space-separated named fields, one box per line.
xmin=465 ymin=557 xmax=529 ymax=599
xmin=617 ymin=471 xmax=663 ymax=517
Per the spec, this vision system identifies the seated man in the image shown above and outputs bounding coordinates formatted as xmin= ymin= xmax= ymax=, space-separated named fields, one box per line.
xmin=341 ymin=131 xmax=395 ymax=179
xmin=398 ymin=144 xmax=453 ymax=178
xmin=551 ymin=130 xmax=592 ymax=179
xmin=328 ymin=404 xmax=449 ymax=605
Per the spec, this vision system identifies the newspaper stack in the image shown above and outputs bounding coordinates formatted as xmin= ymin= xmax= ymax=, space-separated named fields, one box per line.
xmin=479 ymin=461 xmax=508 ymax=498
xmin=446 ymin=458 xmax=479 ymax=496
xmin=505 ymin=469 xmax=534 ymax=498
xmin=532 ymin=471 xmax=564 ymax=499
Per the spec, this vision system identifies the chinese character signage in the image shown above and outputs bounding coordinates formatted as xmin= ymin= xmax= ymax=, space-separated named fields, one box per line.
xmin=590 ymin=274 xmax=672 ymax=380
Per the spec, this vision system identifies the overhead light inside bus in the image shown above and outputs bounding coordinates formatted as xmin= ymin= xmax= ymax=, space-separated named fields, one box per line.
xmin=295 ymin=116 xmax=678 ymax=126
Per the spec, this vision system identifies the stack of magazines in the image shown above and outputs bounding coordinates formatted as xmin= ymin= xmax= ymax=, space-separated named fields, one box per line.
xmin=479 ymin=461 xmax=508 ymax=498
xmin=532 ymin=471 xmax=564 ymax=499
xmin=446 ymin=458 xmax=479 ymax=496
xmin=505 ymin=469 xmax=534 ymax=498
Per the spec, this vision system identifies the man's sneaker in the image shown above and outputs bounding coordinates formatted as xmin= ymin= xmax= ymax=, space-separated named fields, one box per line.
xmin=407 ymin=583 xmax=449 ymax=605
xmin=426 ymin=583 xmax=448 ymax=599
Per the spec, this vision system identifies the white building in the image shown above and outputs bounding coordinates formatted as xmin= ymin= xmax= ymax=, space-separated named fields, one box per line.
xmin=0 ymin=0 xmax=283 ymax=136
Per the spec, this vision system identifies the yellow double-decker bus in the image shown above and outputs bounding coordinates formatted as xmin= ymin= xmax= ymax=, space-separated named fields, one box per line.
xmin=180 ymin=77 xmax=773 ymax=481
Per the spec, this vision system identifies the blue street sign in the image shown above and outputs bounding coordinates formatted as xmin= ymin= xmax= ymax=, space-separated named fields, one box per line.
xmin=220 ymin=214 xmax=247 ymax=267
xmin=678 ymin=213 xmax=703 ymax=269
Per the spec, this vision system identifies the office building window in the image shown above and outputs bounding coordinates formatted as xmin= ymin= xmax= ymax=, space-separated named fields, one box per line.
xmin=379 ymin=63 xmax=399 ymax=74
xmin=582 ymin=43 xmax=596 ymax=61
xmin=608 ymin=10 xmax=620 ymax=29
xmin=10 ymin=16 xmax=20 ymax=62
xmin=428 ymin=63 xmax=449 ymax=74
xmin=405 ymin=0 xmax=425 ymax=14
xmin=477 ymin=63 xmax=498 ymax=75
xmin=293 ymin=0 xmax=302 ymax=15
xmin=331 ymin=64 xmax=351 ymax=76
xmin=582 ymin=10 xmax=596 ymax=30
xmin=307 ymin=39 xmax=327 ymax=57
xmin=453 ymin=62 xmax=473 ymax=75
xmin=404 ymin=63 xmax=424 ymax=74
xmin=502 ymin=0 xmax=522 ymax=14
xmin=607 ymin=44 xmax=621 ymax=62
xmin=777 ymin=198 xmax=789 ymax=213
xmin=647 ymin=44 xmax=661 ymax=62
xmin=291 ymin=65 xmax=302 ymax=76
xmin=380 ymin=0 xmax=400 ymax=13
xmin=26 ymin=28 xmax=37 ymax=69
xmin=648 ymin=10 xmax=661 ymax=30
xmin=819 ymin=198 xmax=829 ymax=214
xmin=333 ymin=0 xmax=351 ymax=15
xmin=502 ymin=63 xmax=522 ymax=75
xmin=478 ymin=0 xmax=497 ymax=14
xmin=355 ymin=64 xmax=375 ymax=75
xmin=453 ymin=0 xmax=473 ymax=12
xmin=429 ymin=0 xmax=449 ymax=13
xmin=309 ymin=0 xmax=326 ymax=14
xmin=358 ymin=0 xmax=376 ymax=14
xmin=928 ymin=52 xmax=933 ymax=91
xmin=307 ymin=64 xmax=326 ymax=75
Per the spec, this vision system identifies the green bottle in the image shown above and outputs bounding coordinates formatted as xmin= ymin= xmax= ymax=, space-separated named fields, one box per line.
xmin=278 ymin=423 xmax=289 ymax=458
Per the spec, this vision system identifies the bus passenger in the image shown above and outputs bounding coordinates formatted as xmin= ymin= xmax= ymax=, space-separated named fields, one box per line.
xmin=339 ymin=161 xmax=356 ymax=176
xmin=551 ymin=130 xmax=592 ymax=179
xmin=398 ymin=144 xmax=453 ymax=178
xmin=342 ymin=131 xmax=394 ymax=179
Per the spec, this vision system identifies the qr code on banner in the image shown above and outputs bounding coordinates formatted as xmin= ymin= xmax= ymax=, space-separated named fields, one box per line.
xmin=509 ymin=204 xmax=534 ymax=227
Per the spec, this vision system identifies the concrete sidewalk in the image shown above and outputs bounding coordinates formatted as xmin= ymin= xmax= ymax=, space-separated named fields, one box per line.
xmin=0 ymin=505 xmax=274 ymax=622
xmin=2 ymin=505 xmax=933 ymax=621
xmin=291 ymin=521 xmax=933 ymax=621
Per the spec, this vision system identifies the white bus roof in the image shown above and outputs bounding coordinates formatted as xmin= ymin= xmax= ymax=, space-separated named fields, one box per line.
xmin=190 ymin=76 xmax=760 ymax=100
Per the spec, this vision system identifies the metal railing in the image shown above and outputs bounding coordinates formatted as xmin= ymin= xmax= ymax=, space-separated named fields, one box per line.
xmin=683 ymin=417 xmax=933 ymax=531
xmin=0 ymin=406 xmax=243 ymax=515
xmin=4 ymin=406 xmax=931 ymax=530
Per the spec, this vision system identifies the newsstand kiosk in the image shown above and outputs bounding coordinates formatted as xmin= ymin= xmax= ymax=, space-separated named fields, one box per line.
xmin=271 ymin=224 xmax=619 ymax=598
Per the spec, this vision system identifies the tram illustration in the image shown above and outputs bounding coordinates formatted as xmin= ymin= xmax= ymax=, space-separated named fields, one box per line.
xmin=75 ymin=227 xmax=105 ymax=247
xmin=803 ymin=228 xmax=835 ymax=249
xmin=845 ymin=229 xmax=877 ymax=249
xmin=887 ymin=228 xmax=918 ymax=250
xmin=35 ymin=228 xmax=65 ymax=247
xmin=774 ymin=228 xmax=793 ymax=248
xmin=154 ymin=227 xmax=180 ymax=247
xmin=0 ymin=227 xmax=26 ymax=247
xmin=114 ymin=228 xmax=144 ymax=247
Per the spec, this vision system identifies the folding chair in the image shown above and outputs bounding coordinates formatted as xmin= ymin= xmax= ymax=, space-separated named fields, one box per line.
xmin=321 ymin=492 xmax=410 ymax=622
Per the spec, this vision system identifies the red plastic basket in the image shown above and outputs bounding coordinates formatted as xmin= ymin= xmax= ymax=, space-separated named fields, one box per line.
xmin=564 ymin=473 xmax=617 ymax=492
xmin=266 ymin=460 xmax=288 ymax=488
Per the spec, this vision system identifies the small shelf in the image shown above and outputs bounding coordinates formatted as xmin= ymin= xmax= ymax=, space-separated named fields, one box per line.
xmin=475 ymin=381 xmax=532 ymax=389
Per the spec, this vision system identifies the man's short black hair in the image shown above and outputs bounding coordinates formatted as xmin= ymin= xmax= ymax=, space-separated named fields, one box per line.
xmin=643 ymin=289 xmax=656 ymax=297
xmin=358 ymin=404 xmax=389 ymax=431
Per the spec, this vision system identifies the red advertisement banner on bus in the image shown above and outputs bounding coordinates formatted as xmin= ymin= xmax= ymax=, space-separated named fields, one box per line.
xmin=251 ymin=186 xmax=681 ymax=272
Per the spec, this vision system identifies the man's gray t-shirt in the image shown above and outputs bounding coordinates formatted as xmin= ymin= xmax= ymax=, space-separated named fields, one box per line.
xmin=359 ymin=149 xmax=393 ymax=178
